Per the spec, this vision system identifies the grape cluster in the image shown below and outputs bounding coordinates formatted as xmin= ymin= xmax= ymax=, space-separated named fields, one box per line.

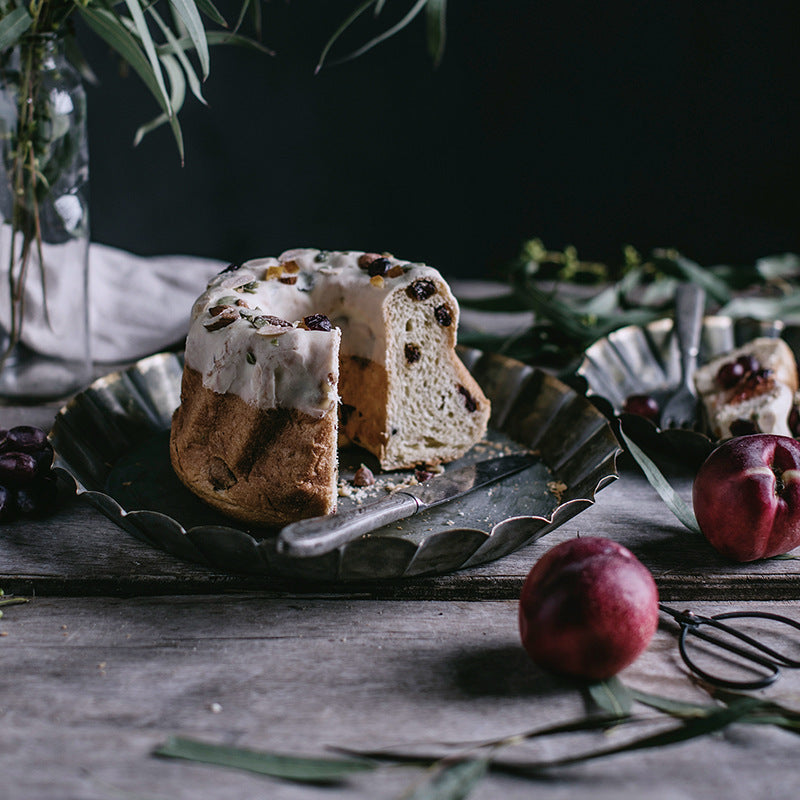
xmin=0 ymin=426 xmax=60 ymax=522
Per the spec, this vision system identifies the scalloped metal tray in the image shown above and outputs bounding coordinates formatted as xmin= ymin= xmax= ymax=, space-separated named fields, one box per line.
xmin=573 ymin=315 xmax=798 ymax=461
xmin=50 ymin=348 xmax=620 ymax=581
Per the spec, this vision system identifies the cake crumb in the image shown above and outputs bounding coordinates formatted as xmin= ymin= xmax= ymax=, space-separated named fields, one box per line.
xmin=547 ymin=480 xmax=568 ymax=503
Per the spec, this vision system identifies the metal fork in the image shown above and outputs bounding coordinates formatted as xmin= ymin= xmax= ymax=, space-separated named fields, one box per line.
xmin=660 ymin=283 xmax=707 ymax=429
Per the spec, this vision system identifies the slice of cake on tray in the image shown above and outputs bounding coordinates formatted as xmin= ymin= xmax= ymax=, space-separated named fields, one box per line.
xmin=169 ymin=249 xmax=491 ymax=527
xmin=693 ymin=337 xmax=799 ymax=439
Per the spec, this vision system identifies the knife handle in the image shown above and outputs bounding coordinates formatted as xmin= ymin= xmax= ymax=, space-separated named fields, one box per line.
xmin=276 ymin=491 xmax=421 ymax=558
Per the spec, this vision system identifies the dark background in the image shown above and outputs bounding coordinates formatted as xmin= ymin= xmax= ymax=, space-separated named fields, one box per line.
xmin=76 ymin=1 xmax=800 ymax=280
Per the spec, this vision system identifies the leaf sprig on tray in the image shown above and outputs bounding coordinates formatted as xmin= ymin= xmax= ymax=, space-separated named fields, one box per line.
xmin=458 ymin=239 xmax=800 ymax=369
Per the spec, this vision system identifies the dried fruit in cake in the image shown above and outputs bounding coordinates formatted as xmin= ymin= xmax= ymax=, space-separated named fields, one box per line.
xmin=693 ymin=337 xmax=799 ymax=440
xmin=170 ymin=249 xmax=491 ymax=526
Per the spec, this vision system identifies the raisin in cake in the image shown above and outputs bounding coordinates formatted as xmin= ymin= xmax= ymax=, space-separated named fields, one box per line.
xmin=169 ymin=249 xmax=491 ymax=526
xmin=693 ymin=337 xmax=799 ymax=439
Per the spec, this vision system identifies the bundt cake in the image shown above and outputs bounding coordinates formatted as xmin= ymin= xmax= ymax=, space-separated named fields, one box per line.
xmin=694 ymin=337 xmax=799 ymax=439
xmin=169 ymin=248 xmax=491 ymax=526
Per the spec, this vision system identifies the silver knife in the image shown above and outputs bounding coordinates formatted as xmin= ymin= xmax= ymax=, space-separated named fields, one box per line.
xmin=276 ymin=452 xmax=537 ymax=558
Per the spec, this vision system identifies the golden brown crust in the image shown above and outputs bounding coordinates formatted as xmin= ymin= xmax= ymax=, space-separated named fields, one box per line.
xmin=170 ymin=367 xmax=338 ymax=527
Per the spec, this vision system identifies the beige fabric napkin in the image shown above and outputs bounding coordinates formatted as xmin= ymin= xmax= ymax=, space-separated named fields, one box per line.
xmin=88 ymin=242 xmax=222 ymax=362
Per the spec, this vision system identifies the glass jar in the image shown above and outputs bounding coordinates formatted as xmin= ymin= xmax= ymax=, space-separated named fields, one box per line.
xmin=0 ymin=33 xmax=91 ymax=400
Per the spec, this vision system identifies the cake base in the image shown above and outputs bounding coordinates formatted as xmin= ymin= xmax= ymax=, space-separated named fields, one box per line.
xmin=170 ymin=367 xmax=338 ymax=527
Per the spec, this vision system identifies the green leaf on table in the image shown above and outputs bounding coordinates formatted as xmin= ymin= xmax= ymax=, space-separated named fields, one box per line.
xmin=494 ymin=697 xmax=763 ymax=776
xmin=0 ymin=6 xmax=32 ymax=50
xmin=654 ymin=253 xmax=732 ymax=305
xmin=756 ymin=253 xmax=800 ymax=282
xmin=154 ymin=736 xmax=377 ymax=784
xmin=587 ymin=676 xmax=634 ymax=716
xmin=399 ymin=757 xmax=489 ymax=800
xmin=631 ymin=688 xmax=720 ymax=719
xmin=618 ymin=424 xmax=702 ymax=535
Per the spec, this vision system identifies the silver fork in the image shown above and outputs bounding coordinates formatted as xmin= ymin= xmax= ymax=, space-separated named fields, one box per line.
xmin=660 ymin=283 xmax=707 ymax=429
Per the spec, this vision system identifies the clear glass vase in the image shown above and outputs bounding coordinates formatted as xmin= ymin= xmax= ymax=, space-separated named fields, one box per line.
xmin=0 ymin=33 xmax=91 ymax=401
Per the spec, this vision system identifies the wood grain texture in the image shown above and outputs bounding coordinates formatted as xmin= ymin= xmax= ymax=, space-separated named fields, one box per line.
xmin=2 ymin=595 xmax=800 ymax=800
xmin=2 ymin=461 xmax=800 ymax=600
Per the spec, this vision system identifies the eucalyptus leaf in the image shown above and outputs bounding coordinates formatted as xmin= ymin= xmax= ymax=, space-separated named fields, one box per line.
xmin=756 ymin=253 xmax=800 ymax=281
xmin=659 ymin=253 xmax=732 ymax=305
xmin=78 ymin=5 xmax=184 ymax=160
xmin=159 ymin=31 xmax=274 ymax=56
xmin=122 ymin=0 xmax=173 ymax=117
xmin=194 ymin=0 xmax=228 ymax=28
xmin=149 ymin=6 xmax=206 ymax=105
xmin=167 ymin=0 xmax=211 ymax=79
xmin=0 ymin=6 xmax=32 ymax=50
xmin=316 ymin=0 xmax=376 ymax=73
xmin=134 ymin=53 xmax=186 ymax=145
xmin=154 ymin=736 xmax=377 ymax=784
xmin=399 ymin=757 xmax=488 ymax=800
xmin=631 ymin=688 xmax=720 ymax=719
xmin=320 ymin=0 xmax=429 ymax=69
xmin=493 ymin=697 xmax=764 ymax=776
xmin=618 ymin=424 xmax=702 ymax=535
xmin=588 ymin=677 xmax=633 ymax=716
xmin=425 ymin=0 xmax=446 ymax=66
xmin=718 ymin=292 xmax=800 ymax=324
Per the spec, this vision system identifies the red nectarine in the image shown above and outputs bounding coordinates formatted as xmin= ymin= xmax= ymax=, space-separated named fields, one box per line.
xmin=518 ymin=537 xmax=659 ymax=680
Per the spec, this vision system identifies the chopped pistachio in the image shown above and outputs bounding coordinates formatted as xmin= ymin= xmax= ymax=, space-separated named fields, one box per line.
xmin=246 ymin=351 xmax=256 ymax=365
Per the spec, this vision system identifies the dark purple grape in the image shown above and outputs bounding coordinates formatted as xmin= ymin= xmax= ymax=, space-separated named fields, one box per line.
xmin=715 ymin=360 xmax=745 ymax=389
xmin=622 ymin=394 xmax=660 ymax=422
xmin=736 ymin=354 xmax=760 ymax=374
xmin=0 ymin=485 xmax=15 ymax=522
xmin=5 ymin=425 xmax=48 ymax=454
xmin=0 ymin=452 xmax=37 ymax=485
xmin=729 ymin=418 xmax=759 ymax=437
xmin=790 ymin=406 xmax=800 ymax=438
xmin=0 ymin=429 xmax=7 ymax=451
xmin=31 ymin=442 xmax=54 ymax=475
xmin=14 ymin=475 xmax=59 ymax=517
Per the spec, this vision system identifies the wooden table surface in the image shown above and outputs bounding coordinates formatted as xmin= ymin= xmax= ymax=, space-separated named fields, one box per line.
xmin=3 ymin=401 xmax=800 ymax=799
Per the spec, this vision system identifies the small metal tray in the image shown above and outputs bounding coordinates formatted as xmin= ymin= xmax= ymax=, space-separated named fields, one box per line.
xmin=50 ymin=348 xmax=620 ymax=581
xmin=573 ymin=315 xmax=797 ymax=461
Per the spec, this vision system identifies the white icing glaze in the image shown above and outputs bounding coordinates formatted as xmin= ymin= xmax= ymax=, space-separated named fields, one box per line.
xmin=184 ymin=248 xmax=454 ymax=415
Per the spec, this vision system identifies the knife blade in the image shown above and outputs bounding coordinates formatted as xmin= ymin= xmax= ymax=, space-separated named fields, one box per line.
xmin=276 ymin=452 xmax=537 ymax=558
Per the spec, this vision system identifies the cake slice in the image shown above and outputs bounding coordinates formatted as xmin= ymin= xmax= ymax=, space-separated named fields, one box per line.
xmin=693 ymin=337 xmax=799 ymax=439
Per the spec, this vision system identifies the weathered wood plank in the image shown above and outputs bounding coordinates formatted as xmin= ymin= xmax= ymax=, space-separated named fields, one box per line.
xmin=2 ymin=594 xmax=800 ymax=799
xmin=3 ymin=402 xmax=800 ymax=600
xmin=2 ymin=466 xmax=800 ymax=600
